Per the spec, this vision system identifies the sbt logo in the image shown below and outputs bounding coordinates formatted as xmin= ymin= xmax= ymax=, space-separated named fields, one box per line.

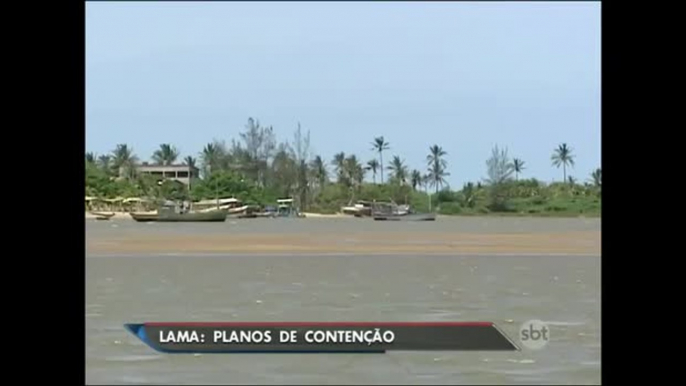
xmin=519 ymin=320 xmax=549 ymax=350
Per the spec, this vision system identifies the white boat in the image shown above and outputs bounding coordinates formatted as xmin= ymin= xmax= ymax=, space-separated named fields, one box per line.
xmin=193 ymin=198 xmax=249 ymax=214
xmin=341 ymin=200 xmax=373 ymax=217
xmin=90 ymin=211 xmax=115 ymax=220
xmin=371 ymin=202 xmax=434 ymax=221
xmin=395 ymin=204 xmax=410 ymax=216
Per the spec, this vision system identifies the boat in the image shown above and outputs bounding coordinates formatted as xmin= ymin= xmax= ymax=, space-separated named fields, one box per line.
xmin=128 ymin=212 xmax=159 ymax=222
xmin=371 ymin=202 xmax=436 ymax=221
xmin=276 ymin=198 xmax=306 ymax=218
xmin=341 ymin=200 xmax=373 ymax=217
xmin=90 ymin=211 xmax=115 ymax=220
xmin=236 ymin=205 xmax=262 ymax=219
xmin=129 ymin=213 xmax=156 ymax=222
xmin=395 ymin=204 xmax=411 ymax=216
xmin=129 ymin=209 xmax=228 ymax=222
xmin=255 ymin=205 xmax=278 ymax=218
xmin=193 ymin=198 xmax=249 ymax=215
xmin=373 ymin=212 xmax=437 ymax=221
xmin=129 ymin=203 xmax=228 ymax=222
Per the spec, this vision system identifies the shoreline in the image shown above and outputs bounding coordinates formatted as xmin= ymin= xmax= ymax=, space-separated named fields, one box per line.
xmin=85 ymin=211 xmax=349 ymax=220
xmin=85 ymin=211 xmax=600 ymax=220
xmin=86 ymin=212 xmax=132 ymax=220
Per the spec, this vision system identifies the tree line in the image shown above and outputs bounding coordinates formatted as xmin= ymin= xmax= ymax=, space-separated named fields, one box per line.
xmin=86 ymin=117 xmax=601 ymax=216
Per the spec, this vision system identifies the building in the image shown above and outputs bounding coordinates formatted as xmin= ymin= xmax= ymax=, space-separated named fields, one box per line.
xmin=127 ymin=163 xmax=200 ymax=186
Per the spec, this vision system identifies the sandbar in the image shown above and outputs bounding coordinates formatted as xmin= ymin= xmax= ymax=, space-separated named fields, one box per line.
xmin=86 ymin=230 xmax=600 ymax=255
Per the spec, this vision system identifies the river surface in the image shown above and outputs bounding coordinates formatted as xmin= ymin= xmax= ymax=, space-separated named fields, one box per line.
xmin=86 ymin=217 xmax=601 ymax=384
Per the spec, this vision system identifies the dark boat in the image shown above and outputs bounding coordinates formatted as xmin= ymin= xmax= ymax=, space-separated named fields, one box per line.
xmin=373 ymin=213 xmax=436 ymax=221
xmin=129 ymin=212 xmax=160 ymax=222
xmin=129 ymin=205 xmax=228 ymax=222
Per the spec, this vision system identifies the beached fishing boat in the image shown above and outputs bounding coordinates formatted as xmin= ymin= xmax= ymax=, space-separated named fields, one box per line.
xmin=373 ymin=212 xmax=436 ymax=221
xmin=90 ymin=211 xmax=115 ymax=220
xmin=193 ymin=197 xmax=250 ymax=215
xmin=371 ymin=202 xmax=436 ymax=221
xmin=129 ymin=204 xmax=228 ymax=222
xmin=129 ymin=213 xmax=158 ymax=222
xmin=341 ymin=200 xmax=373 ymax=217
xmin=234 ymin=205 xmax=264 ymax=219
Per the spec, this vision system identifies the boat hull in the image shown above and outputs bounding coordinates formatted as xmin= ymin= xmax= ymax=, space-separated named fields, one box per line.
xmin=91 ymin=211 xmax=115 ymax=216
xmin=373 ymin=213 xmax=436 ymax=221
xmin=342 ymin=207 xmax=372 ymax=217
xmin=129 ymin=210 xmax=228 ymax=222
xmin=90 ymin=211 xmax=115 ymax=220
xmin=353 ymin=209 xmax=372 ymax=217
xmin=129 ymin=213 xmax=159 ymax=222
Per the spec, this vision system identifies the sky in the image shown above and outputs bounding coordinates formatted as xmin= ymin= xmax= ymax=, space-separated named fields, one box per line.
xmin=86 ymin=1 xmax=601 ymax=187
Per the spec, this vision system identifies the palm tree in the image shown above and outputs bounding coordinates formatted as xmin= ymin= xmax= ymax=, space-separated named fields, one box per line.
xmin=422 ymin=173 xmax=433 ymax=210
xmin=590 ymin=168 xmax=601 ymax=187
xmin=344 ymin=155 xmax=365 ymax=189
xmin=371 ymin=136 xmax=390 ymax=184
xmin=183 ymin=156 xmax=196 ymax=169
xmin=567 ymin=176 xmax=577 ymax=185
xmin=97 ymin=154 xmax=113 ymax=175
xmin=387 ymin=155 xmax=408 ymax=184
xmin=512 ymin=158 xmax=525 ymax=181
xmin=427 ymin=145 xmax=450 ymax=193
xmin=410 ymin=169 xmax=422 ymax=191
xmin=200 ymin=142 xmax=225 ymax=177
xmin=367 ymin=159 xmax=379 ymax=184
xmin=460 ymin=182 xmax=476 ymax=208
xmin=85 ymin=152 xmax=96 ymax=164
xmin=551 ymin=143 xmax=575 ymax=183
xmin=152 ymin=144 xmax=179 ymax=165
xmin=111 ymin=144 xmax=138 ymax=180
xmin=309 ymin=155 xmax=328 ymax=188
xmin=331 ymin=152 xmax=347 ymax=185
xmin=180 ymin=156 xmax=197 ymax=192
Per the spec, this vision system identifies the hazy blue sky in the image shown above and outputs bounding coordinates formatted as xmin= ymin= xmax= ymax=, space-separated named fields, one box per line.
xmin=86 ymin=1 xmax=600 ymax=187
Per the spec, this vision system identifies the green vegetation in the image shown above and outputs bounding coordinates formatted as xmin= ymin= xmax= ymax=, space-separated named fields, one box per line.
xmin=85 ymin=118 xmax=601 ymax=217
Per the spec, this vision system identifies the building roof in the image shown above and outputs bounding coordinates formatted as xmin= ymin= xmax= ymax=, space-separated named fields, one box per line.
xmin=135 ymin=163 xmax=198 ymax=171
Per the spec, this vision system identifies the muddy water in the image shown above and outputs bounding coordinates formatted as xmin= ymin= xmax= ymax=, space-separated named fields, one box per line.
xmin=86 ymin=217 xmax=601 ymax=384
